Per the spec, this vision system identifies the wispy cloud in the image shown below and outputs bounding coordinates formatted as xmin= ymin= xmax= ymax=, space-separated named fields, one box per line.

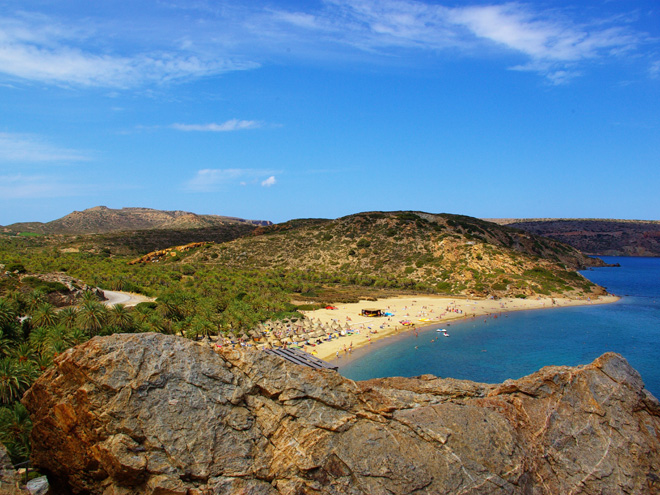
xmin=0 ymin=132 xmax=89 ymax=162
xmin=0 ymin=15 xmax=257 ymax=88
xmin=650 ymin=60 xmax=660 ymax=79
xmin=315 ymin=0 xmax=644 ymax=83
xmin=0 ymin=1 xmax=653 ymax=88
xmin=170 ymin=120 xmax=263 ymax=132
xmin=185 ymin=168 xmax=279 ymax=192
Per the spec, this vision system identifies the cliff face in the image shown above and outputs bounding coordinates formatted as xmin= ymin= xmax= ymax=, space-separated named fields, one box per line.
xmin=496 ymin=219 xmax=660 ymax=257
xmin=23 ymin=334 xmax=660 ymax=495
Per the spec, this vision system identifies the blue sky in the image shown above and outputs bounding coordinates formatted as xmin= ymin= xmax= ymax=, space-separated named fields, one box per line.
xmin=1 ymin=0 xmax=658 ymax=225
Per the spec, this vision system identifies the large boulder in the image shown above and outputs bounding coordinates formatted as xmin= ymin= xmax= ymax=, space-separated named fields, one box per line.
xmin=23 ymin=333 xmax=660 ymax=494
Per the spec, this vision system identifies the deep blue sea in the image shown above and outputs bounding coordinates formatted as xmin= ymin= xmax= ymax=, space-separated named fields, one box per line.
xmin=340 ymin=256 xmax=660 ymax=398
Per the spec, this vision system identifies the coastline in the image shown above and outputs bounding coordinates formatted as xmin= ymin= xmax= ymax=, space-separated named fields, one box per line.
xmin=298 ymin=294 xmax=620 ymax=363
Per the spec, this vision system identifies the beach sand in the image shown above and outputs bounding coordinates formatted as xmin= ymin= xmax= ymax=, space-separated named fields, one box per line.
xmin=297 ymin=294 xmax=620 ymax=362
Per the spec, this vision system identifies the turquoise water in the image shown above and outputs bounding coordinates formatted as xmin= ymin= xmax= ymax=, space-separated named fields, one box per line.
xmin=339 ymin=256 xmax=660 ymax=398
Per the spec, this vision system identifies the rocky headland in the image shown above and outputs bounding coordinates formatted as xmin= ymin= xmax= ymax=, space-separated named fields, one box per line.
xmin=23 ymin=333 xmax=660 ymax=494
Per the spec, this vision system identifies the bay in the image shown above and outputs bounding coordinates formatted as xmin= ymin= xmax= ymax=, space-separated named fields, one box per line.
xmin=339 ymin=256 xmax=660 ymax=398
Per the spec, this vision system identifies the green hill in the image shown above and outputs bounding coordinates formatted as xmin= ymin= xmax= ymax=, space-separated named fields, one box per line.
xmin=177 ymin=211 xmax=607 ymax=299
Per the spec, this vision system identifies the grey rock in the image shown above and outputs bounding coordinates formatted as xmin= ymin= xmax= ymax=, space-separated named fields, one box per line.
xmin=26 ymin=475 xmax=49 ymax=495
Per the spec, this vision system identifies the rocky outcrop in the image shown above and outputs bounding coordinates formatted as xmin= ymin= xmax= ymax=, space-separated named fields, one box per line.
xmin=18 ymin=273 xmax=105 ymax=307
xmin=0 ymin=444 xmax=22 ymax=495
xmin=497 ymin=218 xmax=660 ymax=257
xmin=23 ymin=333 xmax=660 ymax=494
xmin=127 ymin=242 xmax=212 ymax=265
xmin=4 ymin=206 xmax=271 ymax=235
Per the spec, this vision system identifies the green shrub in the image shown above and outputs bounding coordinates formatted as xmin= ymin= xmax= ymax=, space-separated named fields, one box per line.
xmin=135 ymin=302 xmax=157 ymax=311
xmin=5 ymin=263 xmax=25 ymax=274
xmin=22 ymin=277 xmax=68 ymax=293
xmin=295 ymin=303 xmax=324 ymax=311
xmin=436 ymin=281 xmax=452 ymax=292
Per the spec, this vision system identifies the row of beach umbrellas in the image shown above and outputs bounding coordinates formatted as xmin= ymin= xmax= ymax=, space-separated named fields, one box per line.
xmin=247 ymin=317 xmax=352 ymax=346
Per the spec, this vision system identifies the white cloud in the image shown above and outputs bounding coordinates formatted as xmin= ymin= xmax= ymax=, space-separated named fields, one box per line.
xmin=261 ymin=176 xmax=276 ymax=187
xmin=0 ymin=132 xmax=89 ymax=162
xmin=170 ymin=120 xmax=263 ymax=132
xmin=0 ymin=1 xmax=652 ymax=89
xmin=0 ymin=15 xmax=257 ymax=88
xmin=448 ymin=4 xmax=639 ymax=61
xmin=319 ymin=0 xmax=643 ymax=83
xmin=185 ymin=168 xmax=279 ymax=192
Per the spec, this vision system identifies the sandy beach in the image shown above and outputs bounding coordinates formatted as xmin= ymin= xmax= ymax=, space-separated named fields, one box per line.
xmin=297 ymin=294 xmax=619 ymax=362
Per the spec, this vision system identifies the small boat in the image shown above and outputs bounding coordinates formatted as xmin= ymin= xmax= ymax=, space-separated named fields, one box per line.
xmin=436 ymin=328 xmax=447 ymax=333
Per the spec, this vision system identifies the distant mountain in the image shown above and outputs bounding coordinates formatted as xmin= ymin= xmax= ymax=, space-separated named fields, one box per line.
xmin=1 ymin=206 xmax=271 ymax=235
xmin=488 ymin=218 xmax=660 ymax=257
xmin=176 ymin=211 xmax=609 ymax=299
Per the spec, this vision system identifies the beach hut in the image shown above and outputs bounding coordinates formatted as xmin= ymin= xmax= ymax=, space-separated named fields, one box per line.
xmin=361 ymin=308 xmax=383 ymax=317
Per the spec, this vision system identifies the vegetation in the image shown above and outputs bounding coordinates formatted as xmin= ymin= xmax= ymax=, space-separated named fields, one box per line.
xmin=0 ymin=209 xmax=607 ymax=464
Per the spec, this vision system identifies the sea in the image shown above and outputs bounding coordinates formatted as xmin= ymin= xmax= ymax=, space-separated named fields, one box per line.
xmin=339 ymin=256 xmax=660 ymax=398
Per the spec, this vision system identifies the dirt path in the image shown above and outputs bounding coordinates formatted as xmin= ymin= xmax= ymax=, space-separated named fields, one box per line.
xmin=102 ymin=290 xmax=155 ymax=307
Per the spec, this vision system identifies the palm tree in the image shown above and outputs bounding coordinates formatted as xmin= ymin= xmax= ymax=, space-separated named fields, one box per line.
xmin=109 ymin=304 xmax=134 ymax=332
xmin=186 ymin=316 xmax=216 ymax=340
xmin=49 ymin=339 xmax=70 ymax=358
xmin=24 ymin=291 xmax=46 ymax=313
xmin=68 ymin=328 xmax=88 ymax=347
xmin=80 ymin=290 xmax=99 ymax=303
xmin=0 ymin=402 xmax=33 ymax=464
xmin=77 ymin=301 xmax=109 ymax=337
xmin=58 ymin=306 xmax=79 ymax=330
xmin=10 ymin=342 xmax=36 ymax=364
xmin=0 ymin=299 xmax=17 ymax=330
xmin=33 ymin=353 xmax=53 ymax=372
xmin=0 ymin=331 xmax=13 ymax=359
xmin=0 ymin=359 xmax=31 ymax=405
xmin=31 ymin=302 xmax=59 ymax=329
xmin=28 ymin=326 xmax=50 ymax=354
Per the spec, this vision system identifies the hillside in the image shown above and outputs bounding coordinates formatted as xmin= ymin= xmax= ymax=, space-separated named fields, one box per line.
xmin=1 ymin=206 xmax=271 ymax=235
xmin=179 ymin=211 xmax=608 ymax=299
xmin=490 ymin=218 xmax=660 ymax=257
xmin=61 ymin=223 xmax=262 ymax=256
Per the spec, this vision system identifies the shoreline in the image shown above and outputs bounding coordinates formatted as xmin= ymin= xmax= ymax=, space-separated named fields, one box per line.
xmin=297 ymin=294 xmax=620 ymax=363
